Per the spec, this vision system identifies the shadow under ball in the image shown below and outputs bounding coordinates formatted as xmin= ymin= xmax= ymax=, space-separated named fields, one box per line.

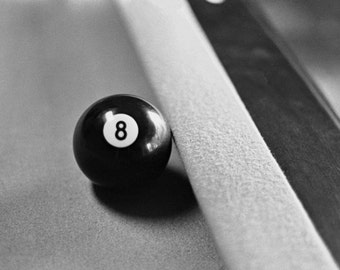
xmin=73 ymin=95 xmax=172 ymax=190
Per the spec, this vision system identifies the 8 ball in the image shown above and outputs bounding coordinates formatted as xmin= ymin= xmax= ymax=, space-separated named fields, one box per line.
xmin=73 ymin=95 xmax=172 ymax=189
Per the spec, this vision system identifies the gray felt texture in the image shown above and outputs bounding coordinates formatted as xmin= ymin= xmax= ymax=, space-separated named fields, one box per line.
xmin=0 ymin=1 xmax=222 ymax=269
xmin=115 ymin=0 xmax=339 ymax=269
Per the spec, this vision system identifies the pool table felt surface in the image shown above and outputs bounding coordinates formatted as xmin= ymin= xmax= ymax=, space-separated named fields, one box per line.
xmin=117 ymin=0 xmax=338 ymax=269
xmin=2 ymin=0 xmax=339 ymax=269
xmin=0 ymin=1 xmax=222 ymax=269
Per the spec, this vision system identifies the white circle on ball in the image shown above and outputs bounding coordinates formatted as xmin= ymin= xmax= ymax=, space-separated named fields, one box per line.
xmin=103 ymin=113 xmax=139 ymax=148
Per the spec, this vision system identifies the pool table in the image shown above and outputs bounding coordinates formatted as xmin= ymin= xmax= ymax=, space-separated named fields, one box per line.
xmin=1 ymin=0 xmax=339 ymax=269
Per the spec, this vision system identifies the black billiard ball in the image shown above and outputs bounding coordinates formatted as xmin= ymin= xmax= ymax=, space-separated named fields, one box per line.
xmin=73 ymin=95 xmax=172 ymax=189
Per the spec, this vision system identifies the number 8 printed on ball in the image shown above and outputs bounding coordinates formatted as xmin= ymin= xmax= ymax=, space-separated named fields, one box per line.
xmin=103 ymin=113 xmax=139 ymax=148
